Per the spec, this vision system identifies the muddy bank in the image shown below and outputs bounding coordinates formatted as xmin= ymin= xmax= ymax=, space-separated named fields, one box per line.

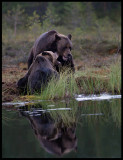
xmin=2 ymin=64 xmax=27 ymax=102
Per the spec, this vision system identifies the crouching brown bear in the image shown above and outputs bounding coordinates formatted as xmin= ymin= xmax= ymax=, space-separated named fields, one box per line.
xmin=28 ymin=30 xmax=75 ymax=72
xmin=17 ymin=51 xmax=60 ymax=94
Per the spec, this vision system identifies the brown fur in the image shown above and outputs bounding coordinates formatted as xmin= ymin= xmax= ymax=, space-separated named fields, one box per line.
xmin=39 ymin=51 xmax=61 ymax=69
xmin=28 ymin=30 xmax=75 ymax=72
xmin=17 ymin=51 xmax=59 ymax=94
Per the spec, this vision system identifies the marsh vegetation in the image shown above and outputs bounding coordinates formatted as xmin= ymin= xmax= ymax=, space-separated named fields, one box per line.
xmin=2 ymin=2 xmax=121 ymax=102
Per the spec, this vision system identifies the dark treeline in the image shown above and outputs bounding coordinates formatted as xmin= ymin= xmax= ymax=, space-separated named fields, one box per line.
xmin=2 ymin=2 xmax=121 ymax=27
xmin=2 ymin=2 xmax=121 ymax=63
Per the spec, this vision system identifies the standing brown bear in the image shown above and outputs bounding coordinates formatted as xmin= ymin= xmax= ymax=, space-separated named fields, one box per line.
xmin=28 ymin=30 xmax=75 ymax=72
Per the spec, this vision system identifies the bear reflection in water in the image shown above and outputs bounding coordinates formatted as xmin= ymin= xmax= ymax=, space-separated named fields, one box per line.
xmin=19 ymin=105 xmax=77 ymax=156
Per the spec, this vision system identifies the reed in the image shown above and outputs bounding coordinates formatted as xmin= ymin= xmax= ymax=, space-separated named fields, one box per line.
xmin=108 ymin=57 xmax=121 ymax=94
xmin=31 ymin=69 xmax=79 ymax=100
xmin=22 ymin=59 xmax=121 ymax=101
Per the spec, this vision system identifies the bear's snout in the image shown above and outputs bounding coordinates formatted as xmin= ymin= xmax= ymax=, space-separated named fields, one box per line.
xmin=68 ymin=53 xmax=72 ymax=59
xmin=63 ymin=53 xmax=72 ymax=61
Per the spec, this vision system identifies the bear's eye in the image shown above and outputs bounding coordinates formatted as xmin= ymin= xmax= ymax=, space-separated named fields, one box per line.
xmin=69 ymin=47 xmax=72 ymax=51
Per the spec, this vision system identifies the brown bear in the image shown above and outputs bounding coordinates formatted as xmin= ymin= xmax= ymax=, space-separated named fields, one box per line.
xmin=40 ymin=51 xmax=61 ymax=70
xmin=28 ymin=30 xmax=75 ymax=72
xmin=17 ymin=51 xmax=59 ymax=94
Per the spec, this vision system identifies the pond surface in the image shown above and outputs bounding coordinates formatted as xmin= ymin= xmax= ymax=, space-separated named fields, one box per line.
xmin=2 ymin=94 xmax=121 ymax=158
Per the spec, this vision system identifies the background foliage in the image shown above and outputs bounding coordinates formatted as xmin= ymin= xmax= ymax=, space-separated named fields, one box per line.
xmin=2 ymin=2 xmax=121 ymax=101
xmin=2 ymin=2 xmax=121 ymax=65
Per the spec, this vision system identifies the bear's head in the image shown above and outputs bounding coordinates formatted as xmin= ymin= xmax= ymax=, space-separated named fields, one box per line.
xmin=55 ymin=33 xmax=72 ymax=61
xmin=34 ymin=53 xmax=53 ymax=71
xmin=40 ymin=51 xmax=61 ymax=69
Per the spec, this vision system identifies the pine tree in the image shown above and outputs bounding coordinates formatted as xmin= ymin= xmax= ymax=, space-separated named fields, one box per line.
xmin=5 ymin=4 xmax=25 ymax=37
xmin=27 ymin=11 xmax=41 ymax=40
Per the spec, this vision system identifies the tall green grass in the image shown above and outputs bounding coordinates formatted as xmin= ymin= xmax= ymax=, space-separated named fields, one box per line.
xmin=74 ymin=57 xmax=121 ymax=95
xmin=108 ymin=57 xmax=121 ymax=94
xmin=32 ymin=69 xmax=79 ymax=100
xmin=24 ymin=58 xmax=121 ymax=101
xmin=75 ymin=70 xmax=109 ymax=95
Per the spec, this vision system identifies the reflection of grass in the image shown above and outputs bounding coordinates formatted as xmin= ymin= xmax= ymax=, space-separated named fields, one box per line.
xmin=48 ymin=100 xmax=79 ymax=127
xmin=2 ymin=110 xmax=17 ymax=126
xmin=78 ymin=99 xmax=121 ymax=128
xmin=17 ymin=96 xmax=121 ymax=127
xmin=79 ymin=101 xmax=105 ymax=125
xmin=22 ymin=100 xmax=79 ymax=127
xmin=110 ymin=99 xmax=121 ymax=128
xmin=2 ymin=95 xmax=121 ymax=128
xmin=18 ymin=98 xmax=121 ymax=128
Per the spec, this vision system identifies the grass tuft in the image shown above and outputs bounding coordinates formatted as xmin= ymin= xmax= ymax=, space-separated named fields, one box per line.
xmin=108 ymin=57 xmax=121 ymax=94
xmin=25 ymin=58 xmax=121 ymax=102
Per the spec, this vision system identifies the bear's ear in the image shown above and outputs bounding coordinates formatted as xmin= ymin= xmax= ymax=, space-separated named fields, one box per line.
xmin=48 ymin=30 xmax=57 ymax=35
xmin=68 ymin=34 xmax=72 ymax=40
xmin=55 ymin=34 xmax=61 ymax=41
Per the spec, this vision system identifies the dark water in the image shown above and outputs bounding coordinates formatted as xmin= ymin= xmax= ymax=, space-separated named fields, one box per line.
xmin=2 ymin=94 xmax=121 ymax=158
